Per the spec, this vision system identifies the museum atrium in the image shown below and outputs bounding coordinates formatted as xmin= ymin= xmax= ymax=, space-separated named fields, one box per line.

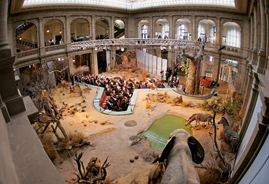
xmin=0 ymin=0 xmax=268 ymax=183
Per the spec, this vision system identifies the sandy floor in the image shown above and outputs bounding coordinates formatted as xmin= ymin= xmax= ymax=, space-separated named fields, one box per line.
xmin=46 ymin=72 xmax=235 ymax=184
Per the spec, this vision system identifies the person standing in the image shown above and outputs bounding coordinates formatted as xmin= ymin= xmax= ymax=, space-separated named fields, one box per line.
xmin=165 ymin=70 xmax=169 ymax=83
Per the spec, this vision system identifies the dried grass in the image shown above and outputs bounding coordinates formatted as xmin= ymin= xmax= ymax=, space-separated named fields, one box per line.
xmin=69 ymin=132 xmax=86 ymax=146
xmin=146 ymin=102 xmax=152 ymax=110
xmin=100 ymin=120 xmax=113 ymax=125
xmin=150 ymin=96 xmax=157 ymax=102
xmin=198 ymin=158 xmax=223 ymax=184
xmin=232 ymin=122 xmax=240 ymax=132
xmin=182 ymin=101 xmax=192 ymax=107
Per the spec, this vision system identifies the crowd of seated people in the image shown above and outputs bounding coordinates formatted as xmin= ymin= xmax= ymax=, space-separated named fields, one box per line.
xmin=74 ymin=74 xmax=167 ymax=111
xmin=75 ymin=74 xmax=134 ymax=111
xmin=135 ymin=79 xmax=165 ymax=89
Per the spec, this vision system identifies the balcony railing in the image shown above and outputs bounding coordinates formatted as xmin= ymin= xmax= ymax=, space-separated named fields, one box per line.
xmin=71 ymin=38 xmax=195 ymax=50
xmin=223 ymin=45 xmax=240 ymax=53
xmin=17 ymin=49 xmax=38 ymax=58
xmin=45 ymin=44 xmax=65 ymax=52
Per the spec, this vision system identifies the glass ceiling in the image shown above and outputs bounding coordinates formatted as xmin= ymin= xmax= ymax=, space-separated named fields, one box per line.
xmin=23 ymin=0 xmax=235 ymax=10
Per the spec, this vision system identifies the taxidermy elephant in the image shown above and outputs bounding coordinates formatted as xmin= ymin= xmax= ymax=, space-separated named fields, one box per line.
xmin=157 ymin=129 xmax=204 ymax=184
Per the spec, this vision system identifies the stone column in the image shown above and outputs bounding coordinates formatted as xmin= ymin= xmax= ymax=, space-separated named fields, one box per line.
xmin=257 ymin=0 xmax=267 ymax=74
xmin=91 ymin=50 xmax=98 ymax=75
xmin=252 ymin=4 xmax=258 ymax=65
xmin=216 ymin=17 xmax=221 ymax=46
xmin=169 ymin=15 xmax=173 ymax=39
xmin=67 ymin=56 xmax=74 ymax=82
xmin=0 ymin=0 xmax=25 ymax=120
xmin=92 ymin=15 xmax=96 ymax=40
xmin=110 ymin=16 xmax=114 ymax=39
xmin=149 ymin=16 xmax=153 ymax=38
xmin=38 ymin=17 xmax=46 ymax=56
xmin=239 ymin=72 xmax=259 ymax=144
xmin=191 ymin=15 xmax=196 ymax=41
xmin=110 ymin=46 xmax=116 ymax=69
xmin=212 ymin=53 xmax=220 ymax=83
xmin=240 ymin=64 xmax=253 ymax=118
xmin=167 ymin=50 xmax=174 ymax=69
xmin=65 ymin=15 xmax=71 ymax=51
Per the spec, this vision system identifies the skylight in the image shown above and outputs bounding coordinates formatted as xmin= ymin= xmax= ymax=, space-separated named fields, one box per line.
xmin=23 ymin=0 xmax=235 ymax=10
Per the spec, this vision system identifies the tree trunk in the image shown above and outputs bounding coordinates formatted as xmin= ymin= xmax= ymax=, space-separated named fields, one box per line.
xmin=185 ymin=60 xmax=196 ymax=94
xmin=57 ymin=121 xmax=69 ymax=142
xmin=194 ymin=60 xmax=201 ymax=95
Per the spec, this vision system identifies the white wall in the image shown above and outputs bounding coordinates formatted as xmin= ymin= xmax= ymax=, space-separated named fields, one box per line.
xmin=239 ymin=135 xmax=269 ymax=184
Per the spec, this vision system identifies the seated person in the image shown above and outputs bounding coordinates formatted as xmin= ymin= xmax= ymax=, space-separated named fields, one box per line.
xmin=119 ymin=96 xmax=129 ymax=111
xmin=211 ymin=78 xmax=216 ymax=86
xmin=106 ymin=96 xmax=119 ymax=111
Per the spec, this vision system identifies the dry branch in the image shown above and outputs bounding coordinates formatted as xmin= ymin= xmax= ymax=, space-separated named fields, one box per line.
xmin=208 ymin=105 xmax=231 ymax=182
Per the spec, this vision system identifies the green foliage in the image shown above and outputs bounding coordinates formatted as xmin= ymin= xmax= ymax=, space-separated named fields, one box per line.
xmin=223 ymin=97 xmax=240 ymax=121
xmin=198 ymin=96 xmax=241 ymax=121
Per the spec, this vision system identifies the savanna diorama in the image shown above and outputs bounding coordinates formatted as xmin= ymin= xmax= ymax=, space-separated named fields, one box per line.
xmin=20 ymin=39 xmax=242 ymax=184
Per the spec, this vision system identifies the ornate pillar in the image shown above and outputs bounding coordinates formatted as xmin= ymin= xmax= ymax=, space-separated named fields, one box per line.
xmin=169 ymin=15 xmax=173 ymax=39
xmin=216 ymin=17 xmax=221 ymax=46
xmin=0 ymin=0 xmax=25 ymax=121
xmin=91 ymin=50 xmax=98 ymax=75
xmin=91 ymin=15 xmax=96 ymax=40
xmin=214 ymin=53 xmax=222 ymax=84
xmin=110 ymin=16 xmax=114 ymax=39
xmin=149 ymin=16 xmax=153 ymax=38
xmin=65 ymin=15 xmax=71 ymax=51
xmin=38 ymin=17 xmax=45 ymax=56
xmin=191 ymin=15 xmax=196 ymax=41
xmin=167 ymin=50 xmax=174 ymax=69
xmin=110 ymin=46 xmax=116 ymax=69
xmin=252 ymin=4 xmax=258 ymax=65
xmin=257 ymin=0 xmax=267 ymax=74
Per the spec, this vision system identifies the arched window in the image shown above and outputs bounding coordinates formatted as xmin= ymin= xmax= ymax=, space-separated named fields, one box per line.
xmin=223 ymin=22 xmax=241 ymax=48
xmin=178 ymin=24 xmax=185 ymax=40
xmin=198 ymin=23 xmax=205 ymax=41
xmin=226 ymin=26 xmax=241 ymax=48
xmin=141 ymin=25 xmax=148 ymax=38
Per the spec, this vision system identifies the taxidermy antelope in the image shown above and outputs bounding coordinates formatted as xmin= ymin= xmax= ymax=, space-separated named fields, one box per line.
xmin=185 ymin=113 xmax=213 ymax=128
xmin=152 ymin=129 xmax=204 ymax=184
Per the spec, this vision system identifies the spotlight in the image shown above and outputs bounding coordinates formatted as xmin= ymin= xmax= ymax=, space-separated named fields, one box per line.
xmin=95 ymin=47 xmax=98 ymax=50
xmin=59 ymin=30 xmax=62 ymax=33
xmin=121 ymin=47 xmax=124 ymax=51
xmin=46 ymin=29 xmax=50 ymax=33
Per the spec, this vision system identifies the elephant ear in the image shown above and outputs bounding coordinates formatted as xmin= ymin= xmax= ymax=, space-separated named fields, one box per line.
xmin=158 ymin=136 xmax=176 ymax=163
xmin=188 ymin=136 xmax=204 ymax=164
